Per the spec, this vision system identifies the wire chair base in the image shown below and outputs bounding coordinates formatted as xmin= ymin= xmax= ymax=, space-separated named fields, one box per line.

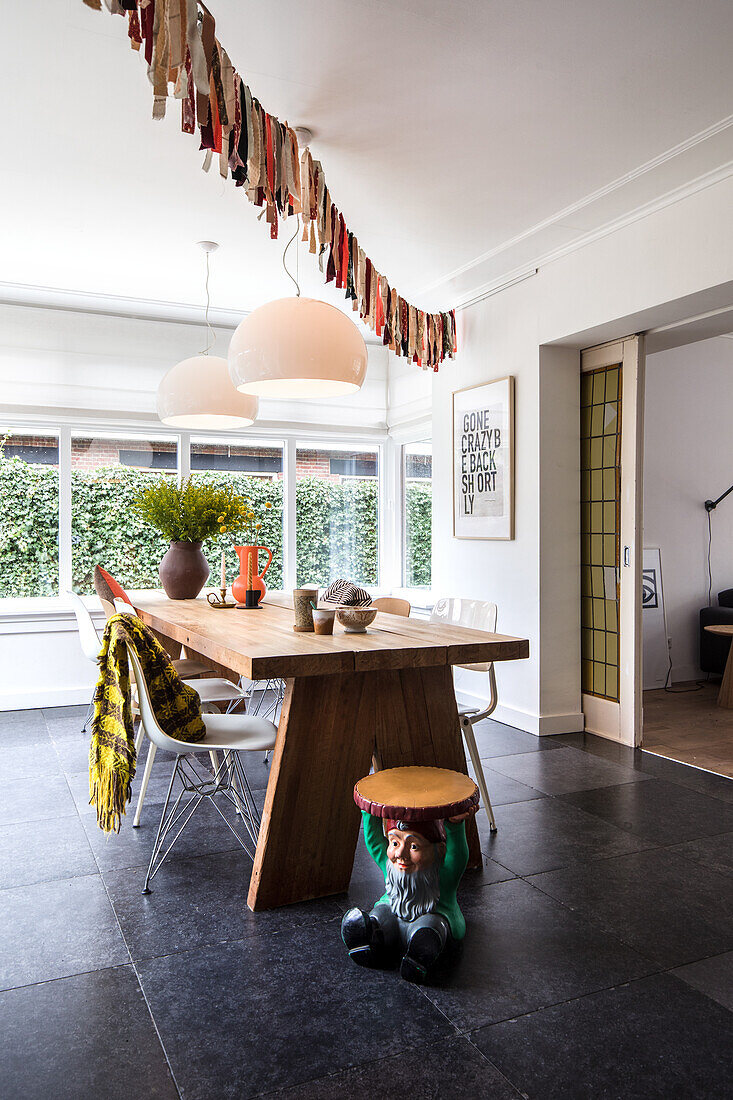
xmin=142 ymin=749 xmax=261 ymax=894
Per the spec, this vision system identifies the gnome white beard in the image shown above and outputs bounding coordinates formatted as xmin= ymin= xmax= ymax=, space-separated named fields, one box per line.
xmin=384 ymin=859 xmax=441 ymax=921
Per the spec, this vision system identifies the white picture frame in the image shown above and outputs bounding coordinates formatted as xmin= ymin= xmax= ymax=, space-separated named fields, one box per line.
xmin=452 ymin=376 xmax=514 ymax=540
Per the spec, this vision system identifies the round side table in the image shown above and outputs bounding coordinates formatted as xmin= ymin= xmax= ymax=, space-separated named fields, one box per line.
xmin=704 ymin=624 xmax=733 ymax=708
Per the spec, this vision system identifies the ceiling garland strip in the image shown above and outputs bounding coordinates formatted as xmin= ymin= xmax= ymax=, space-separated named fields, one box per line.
xmin=81 ymin=0 xmax=457 ymax=370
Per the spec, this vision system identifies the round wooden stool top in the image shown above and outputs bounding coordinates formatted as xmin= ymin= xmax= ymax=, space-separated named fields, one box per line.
xmin=704 ymin=625 xmax=733 ymax=636
xmin=354 ymin=766 xmax=479 ymax=821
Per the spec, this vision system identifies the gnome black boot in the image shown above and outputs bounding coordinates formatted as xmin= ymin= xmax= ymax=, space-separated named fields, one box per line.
xmin=341 ymin=908 xmax=384 ymax=967
xmin=400 ymin=924 xmax=445 ymax=984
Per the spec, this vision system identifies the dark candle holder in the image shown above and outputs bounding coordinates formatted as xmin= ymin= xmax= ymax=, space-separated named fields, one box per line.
xmin=239 ymin=589 xmax=262 ymax=610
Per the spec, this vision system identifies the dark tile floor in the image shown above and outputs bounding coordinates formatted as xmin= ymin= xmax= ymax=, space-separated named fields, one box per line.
xmin=1 ymin=707 xmax=733 ymax=1099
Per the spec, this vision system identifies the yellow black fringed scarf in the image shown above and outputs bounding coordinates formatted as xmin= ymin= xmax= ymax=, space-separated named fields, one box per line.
xmin=89 ymin=614 xmax=206 ymax=833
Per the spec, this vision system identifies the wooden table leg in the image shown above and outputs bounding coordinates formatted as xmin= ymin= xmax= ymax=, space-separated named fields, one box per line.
xmin=370 ymin=665 xmax=481 ymax=870
xmin=718 ymin=639 xmax=733 ymax=708
xmin=247 ymin=665 xmax=481 ymax=911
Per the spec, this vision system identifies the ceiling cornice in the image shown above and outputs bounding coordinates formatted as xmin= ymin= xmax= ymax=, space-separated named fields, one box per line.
xmin=420 ymin=112 xmax=733 ymax=307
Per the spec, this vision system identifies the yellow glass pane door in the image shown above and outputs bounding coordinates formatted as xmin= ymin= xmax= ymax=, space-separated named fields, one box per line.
xmin=580 ymin=337 xmax=644 ymax=746
xmin=581 ymin=365 xmax=621 ymax=701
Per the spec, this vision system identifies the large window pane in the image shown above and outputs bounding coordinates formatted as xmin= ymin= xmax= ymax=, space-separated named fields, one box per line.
xmin=190 ymin=438 xmax=284 ymax=590
xmin=296 ymin=445 xmax=379 ymax=587
xmin=0 ymin=430 xmax=59 ymax=597
xmin=71 ymin=433 xmax=178 ymax=594
xmin=403 ymin=440 xmax=432 ymax=588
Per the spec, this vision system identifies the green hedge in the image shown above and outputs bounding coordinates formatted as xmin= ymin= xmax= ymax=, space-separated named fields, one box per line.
xmin=405 ymin=482 xmax=432 ymax=588
xmin=0 ymin=455 xmax=59 ymax=597
xmin=0 ymin=456 xmax=432 ymax=597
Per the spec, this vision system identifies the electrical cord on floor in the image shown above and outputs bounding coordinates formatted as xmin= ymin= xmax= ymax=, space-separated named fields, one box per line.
xmin=663 ymin=655 xmax=709 ymax=694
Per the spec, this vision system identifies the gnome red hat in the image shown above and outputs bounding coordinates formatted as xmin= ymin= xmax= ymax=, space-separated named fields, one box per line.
xmin=384 ymin=818 xmax=446 ymax=844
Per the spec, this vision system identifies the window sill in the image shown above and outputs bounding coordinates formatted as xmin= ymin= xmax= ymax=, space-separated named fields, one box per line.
xmin=0 ymin=595 xmax=104 ymax=629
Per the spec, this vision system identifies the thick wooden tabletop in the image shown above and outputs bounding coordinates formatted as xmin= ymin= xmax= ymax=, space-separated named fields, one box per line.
xmin=129 ymin=590 xmax=529 ymax=681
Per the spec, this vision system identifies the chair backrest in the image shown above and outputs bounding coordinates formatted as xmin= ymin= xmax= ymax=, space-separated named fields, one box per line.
xmin=67 ymin=590 xmax=103 ymax=664
xmin=430 ymin=597 xmax=498 ymax=671
xmin=372 ymin=596 xmax=411 ymax=617
xmin=99 ymin=596 xmax=116 ymax=620
xmin=126 ymin=642 xmax=192 ymax=754
xmin=114 ymin=598 xmax=137 ymax=616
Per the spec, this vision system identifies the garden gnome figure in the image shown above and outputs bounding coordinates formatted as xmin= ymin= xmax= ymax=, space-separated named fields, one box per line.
xmin=341 ymin=766 xmax=479 ymax=984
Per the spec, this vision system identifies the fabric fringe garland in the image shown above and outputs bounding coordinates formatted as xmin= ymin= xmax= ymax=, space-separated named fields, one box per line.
xmin=81 ymin=0 xmax=456 ymax=371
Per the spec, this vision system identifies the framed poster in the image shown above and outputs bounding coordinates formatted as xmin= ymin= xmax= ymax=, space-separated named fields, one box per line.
xmin=453 ymin=376 xmax=514 ymax=539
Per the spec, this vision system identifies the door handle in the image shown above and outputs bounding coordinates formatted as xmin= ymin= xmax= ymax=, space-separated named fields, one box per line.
xmin=623 ymin=546 xmax=631 ymax=567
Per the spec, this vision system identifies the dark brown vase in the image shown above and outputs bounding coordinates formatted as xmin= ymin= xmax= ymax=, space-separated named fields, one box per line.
xmin=158 ymin=541 xmax=210 ymax=600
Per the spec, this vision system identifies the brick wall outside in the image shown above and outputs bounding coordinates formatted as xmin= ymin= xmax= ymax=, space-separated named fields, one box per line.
xmin=6 ymin=436 xmax=379 ymax=482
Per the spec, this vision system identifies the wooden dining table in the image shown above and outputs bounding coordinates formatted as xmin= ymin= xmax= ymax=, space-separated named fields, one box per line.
xmin=129 ymin=590 xmax=530 ymax=910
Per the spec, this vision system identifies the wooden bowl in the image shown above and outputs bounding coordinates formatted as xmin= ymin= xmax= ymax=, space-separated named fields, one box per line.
xmin=336 ymin=607 xmax=378 ymax=633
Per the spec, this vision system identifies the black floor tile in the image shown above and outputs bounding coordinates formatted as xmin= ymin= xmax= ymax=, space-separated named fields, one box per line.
xmin=487 ymin=745 xmax=651 ymax=795
xmin=0 ymin=816 xmax=97 ymax=889
xmin=0 ymin=710 xmax=50 ymax=746
xmin=560 ymin=778 xmax=733 ymax=843
xmin=0 ymin=874 xmax=129 ymax=989
xmin=672 ymin=950 xmax=733 ymax=1013
xmin=636 ymin=750 xmax=733 ymax=803
xmin=417 ymin=878 xmax=654 ymax=1031
xmin=43 ymin=709 xmax=91 ymax=741
xmin=669 ymin=830 xmax=733 ymax=879
xmin=479 ymin=796 xmax=653 ymax=876
xmin=0 ymin=774 xmax=77 ymax=826
xmin=42 ymin=705 xmax=88 ymax=722
xmin=467 ymin=762 xmax=544 ymax=806
xmin=52 ymin=733 xmax=93 ymax=775
xmin=473 ymin=973 xmax=733 ymax=1100
xmin=551 ymin=732 xmax=733 ymax=804
xmin=546 ymin=730 xmax=640 ymax=765
xmin=529 ymin=847 xmax=733 ymax=968
xmin=0 ymin=966 xmax=178 ymax=1100
xmin=469 ymin=719 xmax=562 ymax=758
xmin=137 ymin=923 xmax=453 ymax=1098
xmin=0 ymin=739 xmax=63 ymax=782
xmin=105 ymin=848 xmax=342 ymax=961
xmin=267 ymin=1035 xmax=521 ymax=1099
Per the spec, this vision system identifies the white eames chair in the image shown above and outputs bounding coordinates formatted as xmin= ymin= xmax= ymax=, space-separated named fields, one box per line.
xmin=430 ymin=597 xmax=499 ymax=833
xmin=126 ymin=643 xmax=277 ymax=893
xmin=113 ymin=599 xmax=248 ymax=826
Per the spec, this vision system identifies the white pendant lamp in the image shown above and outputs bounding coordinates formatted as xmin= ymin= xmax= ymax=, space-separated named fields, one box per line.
xmin=157 ymin=242 xmax=259 ymax=429
xmin=228 ymin=215 xmax=367 ymax=399
xmin=228 ymin=296 xmax=368 ymax=399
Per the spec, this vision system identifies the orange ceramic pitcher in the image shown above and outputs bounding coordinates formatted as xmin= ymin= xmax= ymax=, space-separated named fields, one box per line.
xmin=231 ymin=545 xmax=273 ymax=604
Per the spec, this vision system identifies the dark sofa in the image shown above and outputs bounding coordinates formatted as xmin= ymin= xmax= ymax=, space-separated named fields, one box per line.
xmin=699 ymin=588 xmax=733 ymax=675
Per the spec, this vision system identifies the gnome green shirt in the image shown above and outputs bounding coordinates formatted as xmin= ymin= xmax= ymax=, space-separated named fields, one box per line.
xmin=361 ymin=810 xmax=470 ymax=940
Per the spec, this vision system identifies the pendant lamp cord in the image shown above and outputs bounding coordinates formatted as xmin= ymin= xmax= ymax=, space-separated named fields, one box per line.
xmin=282 ymin=217 xmax=301 ymax=297
xmin=200 ymin=249 xmax=216 ymax=355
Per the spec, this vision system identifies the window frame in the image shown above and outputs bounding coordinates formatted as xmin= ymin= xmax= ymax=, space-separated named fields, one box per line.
xmin=388 ymin=420 xmax=433 ymax=607
xmin=0 ymin=414 xmax=389 ymax=613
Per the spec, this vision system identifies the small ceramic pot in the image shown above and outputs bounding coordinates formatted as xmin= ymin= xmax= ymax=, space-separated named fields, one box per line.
xmin=159 ymin=541 xmax=210 ymax=600
xmin=336 ymin=607 xmax=378 ymax=633
xmin=312 ymin=608 xmax=336 ymax=636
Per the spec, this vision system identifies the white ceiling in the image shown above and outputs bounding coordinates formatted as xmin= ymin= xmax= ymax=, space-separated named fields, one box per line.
xmin=2 ymin=0 xmax=733 ymax=326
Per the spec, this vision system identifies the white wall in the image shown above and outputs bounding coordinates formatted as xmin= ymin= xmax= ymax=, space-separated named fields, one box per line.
xmin=433 ymin=172 xmax=733 ymax=734
xmin=643 ymin=335 xmax=733 ymax=682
